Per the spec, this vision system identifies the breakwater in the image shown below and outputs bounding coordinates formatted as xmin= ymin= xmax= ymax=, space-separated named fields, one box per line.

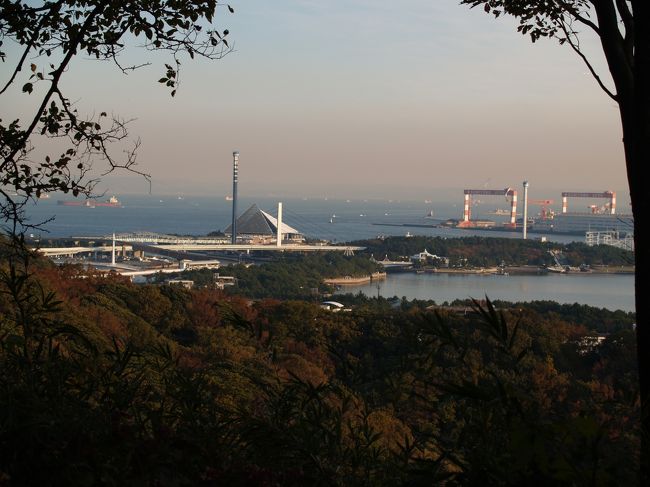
xmin=324 ymin=272 xmax=387 ymax=285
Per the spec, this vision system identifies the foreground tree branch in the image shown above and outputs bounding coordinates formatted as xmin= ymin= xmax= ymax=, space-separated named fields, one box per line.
xmin=0 ymin=0 xmax=235 ymax=231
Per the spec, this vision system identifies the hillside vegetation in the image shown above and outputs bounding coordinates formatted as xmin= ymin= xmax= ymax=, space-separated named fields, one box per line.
xmin=0 ymin=247 xmax=639 ymax=485
xmin=354 ymin=236 xmax=634 ymax=267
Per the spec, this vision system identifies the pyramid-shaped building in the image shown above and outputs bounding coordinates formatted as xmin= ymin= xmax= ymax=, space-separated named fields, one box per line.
xmin=224 ymin=204 xmax=305 ymax=243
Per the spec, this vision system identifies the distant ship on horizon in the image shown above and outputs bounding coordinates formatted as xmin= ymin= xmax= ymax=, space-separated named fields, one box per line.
xmin=57 ymin=195 xmax=122 ymax=208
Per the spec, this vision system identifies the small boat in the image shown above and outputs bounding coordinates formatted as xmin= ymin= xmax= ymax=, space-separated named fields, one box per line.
xmin=547 ymin=265 xmax=568 ymax=273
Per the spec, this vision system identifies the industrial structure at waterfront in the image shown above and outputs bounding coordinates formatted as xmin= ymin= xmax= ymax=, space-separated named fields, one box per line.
xmin=449 ymin=185 xmax=633 ymax=239
xmin=226 ymin=150 xmax=306 ymax=247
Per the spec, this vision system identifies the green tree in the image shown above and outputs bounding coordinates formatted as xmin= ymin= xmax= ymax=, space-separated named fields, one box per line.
xmin=0 ymin=0 xmax=234 ymax=231
xmin=460 ymin=0 xmax=648 ymax=477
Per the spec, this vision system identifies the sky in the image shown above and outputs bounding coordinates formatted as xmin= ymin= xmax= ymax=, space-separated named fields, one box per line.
xmin=5 ymin=1 xmax=630 ymax=206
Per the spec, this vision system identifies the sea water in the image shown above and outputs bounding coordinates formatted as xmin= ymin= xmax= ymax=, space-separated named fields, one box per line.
xmin=24 ymin=194 xmax=578 ymax=244
xmin=341 ymin=272 xmax=635 ymax=312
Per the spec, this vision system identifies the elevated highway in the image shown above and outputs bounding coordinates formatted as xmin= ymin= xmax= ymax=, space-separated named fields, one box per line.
xmin=149 ymin=243 xmax=364 ymax=252
xmin=36 ymin=238 xmax=364 ymax=257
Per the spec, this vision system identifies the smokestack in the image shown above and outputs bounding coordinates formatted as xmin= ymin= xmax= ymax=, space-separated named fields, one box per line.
xmin=509 ymin=189 xmax=518 ymax=226
xmin=112 ymin=232 xmax=116 ymax=265
xmin=463 ymin=192 xmax=471 ymax=223
xmin=277 ymin=202 xmax=283 ymax=248
xmin=523 ymin=181 xmax=529 ymax=240
xmin=231 ymin=151 xmax=239 ymax=245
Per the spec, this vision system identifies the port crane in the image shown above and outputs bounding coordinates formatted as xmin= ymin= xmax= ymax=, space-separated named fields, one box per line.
xmin=459 ymin=188 xmax=518 ymax=228
xmin=527 ymin=199 xmax=555 ymax=220
xmin=561 ymin=191 xmax=616 ymax=214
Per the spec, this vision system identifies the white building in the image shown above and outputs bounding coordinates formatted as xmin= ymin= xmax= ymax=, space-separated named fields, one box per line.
xmin=224 ymin=204 xmax=305 ymax=244
xmin=410 ymin=249 xmax=449 ymax=266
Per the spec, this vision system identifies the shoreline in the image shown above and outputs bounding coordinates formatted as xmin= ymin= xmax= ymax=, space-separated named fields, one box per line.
xmin=387 ymin=265 xmax=634 ymax=276
xmin=324 ymin=272 xmax=387 ymax=285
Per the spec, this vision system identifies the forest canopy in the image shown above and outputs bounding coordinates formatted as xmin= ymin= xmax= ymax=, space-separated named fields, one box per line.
xmin=0 ymin=253 xmax=639 ymax=484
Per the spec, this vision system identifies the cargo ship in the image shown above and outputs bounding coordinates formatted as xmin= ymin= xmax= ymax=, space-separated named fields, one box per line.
xmin=57 ymin=195 xmax=122 ymax=208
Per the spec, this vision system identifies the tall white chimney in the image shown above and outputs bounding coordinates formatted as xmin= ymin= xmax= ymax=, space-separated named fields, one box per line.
xmin=111 ymin=232 xmax=116 ymax=265
xmin=277 ymin=202 xmax=283 ymax=247
xmin=523 ymin=180 xmax=529 ymax=240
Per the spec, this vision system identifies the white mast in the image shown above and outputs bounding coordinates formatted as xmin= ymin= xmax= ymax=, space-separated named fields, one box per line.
xmin=111 ymin=232 xmax=116 ymax=265
xmin=277 ymin=202 xmax=283 ymax=247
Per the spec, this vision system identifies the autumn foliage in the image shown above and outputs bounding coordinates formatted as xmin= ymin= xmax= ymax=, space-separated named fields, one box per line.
xmin=0 ymin=256 xmax=639 ymax=485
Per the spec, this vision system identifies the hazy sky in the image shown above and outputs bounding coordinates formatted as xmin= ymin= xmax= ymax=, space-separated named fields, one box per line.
xmin=6 ymin=1 xmax=630 ymax=204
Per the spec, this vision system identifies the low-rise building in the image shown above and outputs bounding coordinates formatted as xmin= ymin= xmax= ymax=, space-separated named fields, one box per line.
xmin=166 ymin=279 xmax=194 ymax=289
xmin=410 ymin=249 xmax=449 ymax=267
xmin=320 ymin=301 xmax=351 ymax=312
xmin=214 ymin=274 xmax=237 ymax=290
xmin=179 ymin=259 xmax=220 ymax=270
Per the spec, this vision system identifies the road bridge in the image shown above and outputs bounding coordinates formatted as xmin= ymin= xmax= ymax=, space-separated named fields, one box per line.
xmin=37 ymin=240 xmax=364 ymax=257
xmin=107 ymin=232 xmax=231 ymax=245
xmin=149 ymin=243 xmax=365 ymax=252
xmin=68 ymin=233 xmax=365 ymax=252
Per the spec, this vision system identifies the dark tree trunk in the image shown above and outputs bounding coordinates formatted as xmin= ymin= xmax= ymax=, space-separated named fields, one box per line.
xmin=631 ymin=1 xmax=650 ymax=480
xmin=594 ymin=0 xmax=649 ymax=479
xmin=624 ymin=103 xmax=649 ymax=485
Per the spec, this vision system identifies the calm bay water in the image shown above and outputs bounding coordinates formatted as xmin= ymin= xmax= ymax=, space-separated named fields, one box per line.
xmin=341 ymin=272 xmax=635 ymax=312
xmin=26 ymin=194 xmax=579 ymax=244
xmin=24 ymin=194 xmax=634 ymax=312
